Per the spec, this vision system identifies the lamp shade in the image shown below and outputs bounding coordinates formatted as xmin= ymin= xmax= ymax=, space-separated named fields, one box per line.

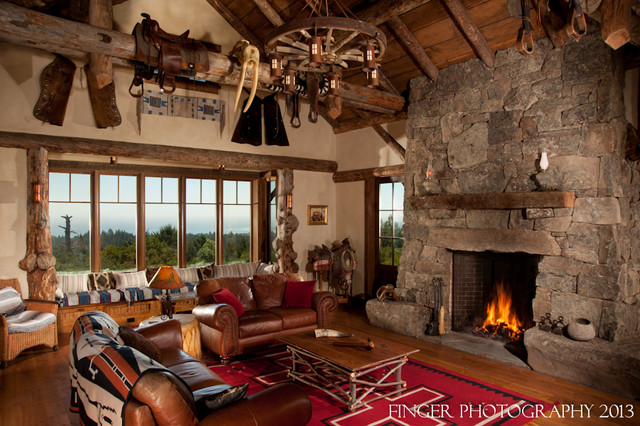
xmin=148 ymin=266 xmax=184 ymax=290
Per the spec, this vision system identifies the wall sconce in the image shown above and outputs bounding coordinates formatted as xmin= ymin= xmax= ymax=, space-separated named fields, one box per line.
xmin=423 ymin=160 xmax=440 ymax=194
xmin=110 ymin=156 xmax=118 ymax=165
xmin=286 ymin=193 xmax=293 ymax=211
xmin=539 ymin=151 xmax=549 ymax=172
xmin=33 ymin=183 xmax=42 ymax=203
xmin=308 ymin=36 xmax=323 ymax=67
xmin=269 ymin=54 xmax=283 ymax=80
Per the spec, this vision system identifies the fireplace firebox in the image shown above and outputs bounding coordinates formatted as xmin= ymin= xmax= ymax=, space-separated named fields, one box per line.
xmin=452 ymin=251 xmax=540 ymax=341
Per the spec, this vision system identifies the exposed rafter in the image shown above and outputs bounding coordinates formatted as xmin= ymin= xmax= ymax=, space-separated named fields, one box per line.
xmin=205 ymin=0 xmax=265 ymax=56
xmin=333 ymin=111 xmax=407 ymax=134
xmin=355 ymin=111 xmax=406 ymax=161
xmin=386 ymin=16 xmax=438 ymax=81
xmin=440 ymin=0 xmax=494 ymax=68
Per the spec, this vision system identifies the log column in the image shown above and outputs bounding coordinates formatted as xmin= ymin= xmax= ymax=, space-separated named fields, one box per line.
xmin=273 ymin=169 xmax=299 ymax=273
xmin=19 ymin=147 xmax=56 ymax=300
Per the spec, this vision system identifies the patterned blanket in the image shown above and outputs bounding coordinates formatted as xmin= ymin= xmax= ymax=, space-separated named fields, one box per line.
xmin=69 ymin=311 xmax=169 ymax=425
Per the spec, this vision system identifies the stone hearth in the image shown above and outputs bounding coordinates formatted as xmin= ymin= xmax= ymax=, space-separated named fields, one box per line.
xmin=370 ymin=33 xmax=640 ymax=399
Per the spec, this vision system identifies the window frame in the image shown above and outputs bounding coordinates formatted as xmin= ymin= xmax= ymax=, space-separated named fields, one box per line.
xmin=49 ymin=162 xmax=258 ymax=273
xmin=376 ymin=178 xmax=404 ymax=268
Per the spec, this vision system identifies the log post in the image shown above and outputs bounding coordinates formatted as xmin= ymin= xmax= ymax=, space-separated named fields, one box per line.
xmin=273 ymin=169 xmax=299 ymax=274
xmin=18 ymin=147 xmax=57 ymax=301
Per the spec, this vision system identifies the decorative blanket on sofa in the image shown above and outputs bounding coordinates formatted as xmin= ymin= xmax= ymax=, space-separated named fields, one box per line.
xmin=59 ymin=284 xmax=196 ymax=307
xmin=69 ymin=311 xmax=170 ymax=426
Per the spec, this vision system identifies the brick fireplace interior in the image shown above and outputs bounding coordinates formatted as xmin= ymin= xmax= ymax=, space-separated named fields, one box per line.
xmin=452 ymin=251 xmax=539 ymax=337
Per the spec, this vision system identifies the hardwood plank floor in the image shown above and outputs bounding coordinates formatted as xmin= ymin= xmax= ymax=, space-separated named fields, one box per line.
xmin=1 ymin=306 xmax=637 ymax=425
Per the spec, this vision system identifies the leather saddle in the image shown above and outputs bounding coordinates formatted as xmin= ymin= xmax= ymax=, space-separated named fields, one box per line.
xmin=129 ymin=13 xmax=210 ymax=97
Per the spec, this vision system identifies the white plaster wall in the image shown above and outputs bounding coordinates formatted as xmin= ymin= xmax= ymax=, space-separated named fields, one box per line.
xmin=0 ymin=149 xmax=27 ymax=296
xmin=333 ymin=121 xmax=407 ymax=296
xmin=291 ymin=171 xmax=336 ymax=283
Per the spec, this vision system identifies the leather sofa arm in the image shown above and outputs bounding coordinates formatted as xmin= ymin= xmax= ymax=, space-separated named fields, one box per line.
xmin=193 ymin=303 xmax=238 ymax=331
xmin=24 ymin=299 xmax=58 ymax=315
xmin=199 ymin=383 xmax=312 ymax=426
xmin=311 ymin=291 xmax=338 ymax=329
xmin=192 ymin=303 xmax=239 ymax=358
xmin=136 ymin=319 xmax=183 ymax=350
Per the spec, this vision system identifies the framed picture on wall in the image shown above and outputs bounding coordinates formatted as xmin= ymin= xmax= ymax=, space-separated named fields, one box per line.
xmin=308 ymin=205 xmax=328 ymax=225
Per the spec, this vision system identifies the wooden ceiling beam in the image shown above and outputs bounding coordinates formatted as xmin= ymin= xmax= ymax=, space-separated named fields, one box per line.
xmin=0 ymin=131 xmax=338 ymax=173
xmin=440 ymin=0 xmax=494 ymax=68
xmin=0 ymin=2 xmax=404 ymax=114
xmin=355 ymin=111 xmax=406 ymax=161
xmin=332 ymin=111 xmax=407 ymax=134
xmin=205 ymin=0 xmax=265 ymax=56
xmin=353 ymin=0 xmax=432 ymax=26
xmin=386 ymin=16 xmax=438 ymax=81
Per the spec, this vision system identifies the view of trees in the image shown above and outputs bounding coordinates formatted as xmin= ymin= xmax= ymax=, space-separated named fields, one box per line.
xmin=52 ymin=219 xmax=249 ymax=272
xmin=379 ymin=215 xmax=404 ymax=266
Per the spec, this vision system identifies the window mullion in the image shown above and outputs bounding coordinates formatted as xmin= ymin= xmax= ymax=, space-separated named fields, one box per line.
xmin=136 ymin=174 xmax=145 ymax=270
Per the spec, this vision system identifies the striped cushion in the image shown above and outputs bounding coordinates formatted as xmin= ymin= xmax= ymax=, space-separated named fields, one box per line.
xmin=176 ymin=267 xmax=200 ymax=284
xmin=57 ymin=273 xmax=89 ymax=293
xmin=256 ymin=263 xmax=277 ymax=275
xmin=112 ymin=271 xmax=148 ymax=289
xmin=6 ymin=310 xmax=56 ymax=334
xmin=214 ymin=262 xmax=260 ymax=278
xmin=0 ymin=287 xmax=26 ymax=316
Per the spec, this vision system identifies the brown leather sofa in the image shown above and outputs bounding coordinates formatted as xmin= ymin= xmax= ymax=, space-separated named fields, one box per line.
xmin=194 ymin=273 xmax=338 ymax=363
xmin=69 ymin=311 xmax=312 ymax=426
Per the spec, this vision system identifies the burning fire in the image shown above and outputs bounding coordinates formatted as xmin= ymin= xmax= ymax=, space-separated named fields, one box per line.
xmin=475 ymin=281 xmax=524 ymax=341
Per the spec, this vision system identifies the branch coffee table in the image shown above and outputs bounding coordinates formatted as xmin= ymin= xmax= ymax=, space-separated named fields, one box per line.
xmin=279 ymin=331 xmax=419 ymax=411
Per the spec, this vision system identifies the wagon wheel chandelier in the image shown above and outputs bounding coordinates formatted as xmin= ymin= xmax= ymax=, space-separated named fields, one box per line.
xmin=265 ymin=0 xmax=387 ymax=95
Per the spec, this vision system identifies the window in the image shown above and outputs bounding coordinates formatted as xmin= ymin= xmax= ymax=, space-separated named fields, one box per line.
xmin=185 ymin=178 xmax=216 ymax=266
xmin=145 ymin=176 xmax=178 ymax=268
xmin=222 ymin=180 xmax=251 ymax=264
xmin=378 ymin=181 xmax=404 ymax=266
xmin=50 ymin=172 xmax=91 ymax=272
xmin=49 ymin=167 xmax=254 ymax=272
xmin=100 ymin=175 xmax=137 ymax=271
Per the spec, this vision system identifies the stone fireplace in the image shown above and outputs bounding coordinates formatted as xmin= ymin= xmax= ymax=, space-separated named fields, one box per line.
xmin=367 ymin=33 xmax=640 ymax=398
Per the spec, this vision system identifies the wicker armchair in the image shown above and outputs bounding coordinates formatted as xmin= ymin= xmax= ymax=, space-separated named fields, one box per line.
xmin=0 ymin=279 xmax=58 ymax=368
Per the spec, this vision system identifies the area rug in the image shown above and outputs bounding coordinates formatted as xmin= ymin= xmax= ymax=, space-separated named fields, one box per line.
xmin=207 ymin=347 xmax=554 ymax=426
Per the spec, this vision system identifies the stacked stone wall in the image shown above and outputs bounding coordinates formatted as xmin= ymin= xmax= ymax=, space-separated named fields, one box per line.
xmin=401 ymin=34 xmax=640 ymax=342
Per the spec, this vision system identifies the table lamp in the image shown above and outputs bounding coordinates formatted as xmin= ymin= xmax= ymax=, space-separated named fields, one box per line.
xmin=148 ymin=265 xmax=184 ymax=319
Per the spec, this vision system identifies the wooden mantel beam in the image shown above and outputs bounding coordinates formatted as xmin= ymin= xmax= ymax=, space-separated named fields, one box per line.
xmin=441 ymin=0 xmax=494 ymax=68
xmin=0 ymin=131 xmax=338 ymax=173
xmin=0 ymin=2 xmax=404 ymax=114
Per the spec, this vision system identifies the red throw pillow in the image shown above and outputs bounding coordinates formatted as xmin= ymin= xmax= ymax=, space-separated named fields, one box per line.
xmin=213 ymin=288 xmax=246 ymax=317
xmin=282 ymin=280 xmax=316 ymax=308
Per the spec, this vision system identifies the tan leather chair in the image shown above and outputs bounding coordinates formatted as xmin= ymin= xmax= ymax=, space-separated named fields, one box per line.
xmin=0 ymin=278 xmax=58 ymax=368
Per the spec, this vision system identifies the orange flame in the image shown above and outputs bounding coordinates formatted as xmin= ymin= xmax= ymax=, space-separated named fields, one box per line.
xmin=478 ymin=281 xmax=523 ymax=340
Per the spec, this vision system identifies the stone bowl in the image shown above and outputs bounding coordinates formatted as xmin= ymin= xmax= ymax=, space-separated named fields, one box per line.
xmin=566 ymin=318 xmax=596 ymax=341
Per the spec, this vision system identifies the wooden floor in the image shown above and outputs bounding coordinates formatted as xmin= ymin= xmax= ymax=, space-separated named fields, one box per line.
xmin=1 ymin=306 xmax=638 ymax=425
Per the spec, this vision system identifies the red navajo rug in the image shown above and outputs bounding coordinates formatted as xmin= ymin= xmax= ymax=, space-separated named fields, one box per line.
xmin=207 ymin=347 xmax=554 ymax=426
